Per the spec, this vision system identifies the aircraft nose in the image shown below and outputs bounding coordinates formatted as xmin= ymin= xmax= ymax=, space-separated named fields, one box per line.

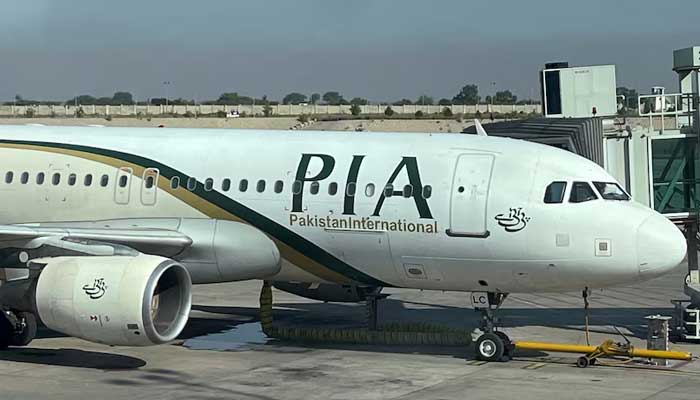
xmin=637 ymin=214 xmax=686 ymax=278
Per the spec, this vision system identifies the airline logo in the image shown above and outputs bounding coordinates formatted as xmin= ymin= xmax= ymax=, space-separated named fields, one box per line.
xmin=289 ymin=154 xmax=439 ymax=234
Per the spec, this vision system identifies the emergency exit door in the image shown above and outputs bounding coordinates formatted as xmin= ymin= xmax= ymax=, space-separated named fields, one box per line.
xmin=447 ymin=154 xmax=495 ymax=237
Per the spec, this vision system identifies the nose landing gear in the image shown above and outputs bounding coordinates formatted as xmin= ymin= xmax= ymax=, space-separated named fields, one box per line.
xmin=473 ymin=292 xmax=514 ymax=361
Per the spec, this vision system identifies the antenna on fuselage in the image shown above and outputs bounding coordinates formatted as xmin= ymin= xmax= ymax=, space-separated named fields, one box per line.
xmin=474 ymin=119 xmax=488 ymax=136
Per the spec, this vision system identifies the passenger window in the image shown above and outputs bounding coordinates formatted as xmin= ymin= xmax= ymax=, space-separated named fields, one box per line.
xmin=187 ymin=177 xmax=196 ymax=191
xmin=68 ymin=173 xmax=77 ymax=186
xmin=544 ymin=181 xmax=567 ymax=204
xmin=222 ymin=178 xmax=231 ymax=192
xmin=5 ymin=171 xmax=13 ymax=184
xmin=292 ymin=181 xmax=302 ymax=195
xmin=52 ymin=173 xmax=61 ymax=186
xmin=593 ymin=182 xmax=630 ymax=201
xmin=403 ymin=185 xmax=413 ymax=198
xmin=100 ymin=174 xmax=109 ymax=187
xmin=346 ymin=182 xmax=356 ymax=196
xmin=310 ymin=181 xmax=319 ymax=195
xmin=256 ymin=180 xmax=266 ymax=193
xmin=239 ymin=179 xmax=249 ymax=192
xmin=569 ymin=182 xmax=598 ymax=203
xmin=328 ymin=182 xmax=338 ymax=195
xmin=20 ymin=172 xmax=29 ymax=184
xmin=204 ymin=178 xmax=214 ymax=191
xmin=365 ymin=183 xmax=375 ymax=197
xmin=145 ymin=175 xmax=155 ymax=189
xmin=36 ymin=173 xmax=45 ymax=185
xmin=84 ymin=174 xmax=93 ymax=186
xmin=422 ymin=185 xmax=432 ymax=199
xmin=274 ymin=180 xmax=283 ymax=193
xmin=171 ymin=176 xmax=180 ymax=189
xmin=383 ymin=184 xmax=393 ymax=197
xmin=119 ymin=175 xmax=128 ymax=188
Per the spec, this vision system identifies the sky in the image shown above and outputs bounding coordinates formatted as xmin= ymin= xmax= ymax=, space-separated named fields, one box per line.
xmin=1 ymin=0 xmax=698 ymax=103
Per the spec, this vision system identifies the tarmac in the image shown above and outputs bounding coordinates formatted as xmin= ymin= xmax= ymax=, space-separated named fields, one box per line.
xmin=1 ymin=262 xmax=699 ymax=400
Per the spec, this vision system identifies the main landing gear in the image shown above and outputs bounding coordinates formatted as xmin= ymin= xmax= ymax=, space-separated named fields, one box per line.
xmin=473 ymin=292 xmax=514 ymax=362
xmin=0 ymin=309 xmax=37 ymax=349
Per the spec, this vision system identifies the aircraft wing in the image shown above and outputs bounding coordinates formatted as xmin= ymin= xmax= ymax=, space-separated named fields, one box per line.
xmin=0 ymin=223 xmax=193 ymax=258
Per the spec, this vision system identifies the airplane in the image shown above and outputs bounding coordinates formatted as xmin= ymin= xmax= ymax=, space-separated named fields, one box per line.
xmin=0 ymin=122 xmax=686 ymax=362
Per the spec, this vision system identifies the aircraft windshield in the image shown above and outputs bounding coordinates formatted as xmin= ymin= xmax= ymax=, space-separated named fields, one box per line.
xmin=593 ymin=182 xmax=630 ymax=201
xmin=569 ymin=182 xmax=598 ymax=203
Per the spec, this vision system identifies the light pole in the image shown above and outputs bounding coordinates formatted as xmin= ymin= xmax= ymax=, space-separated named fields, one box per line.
xmin=491 ymin=81 xmax=496 ymax=107
xmin=163 ymin=81 xmax=172 ymax=108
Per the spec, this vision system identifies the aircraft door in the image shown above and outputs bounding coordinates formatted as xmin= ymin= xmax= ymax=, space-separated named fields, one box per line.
xmin=114 ymin=167 xmax=133 ymax=205
xmin=141 ymin=168 xmax=159 ymax=206
xmin=447 ymin=154 xmax=495 ymax=237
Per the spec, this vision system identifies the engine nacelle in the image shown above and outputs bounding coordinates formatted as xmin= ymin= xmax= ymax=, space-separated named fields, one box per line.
xmin=273 ymin=282 xmax=383 ymax=303
xmin=34 ymin=254 xmax=191 ymax=346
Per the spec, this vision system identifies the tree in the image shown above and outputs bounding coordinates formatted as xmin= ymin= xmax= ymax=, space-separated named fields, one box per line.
xmin=217 ymin=92 xmax=243 ymax=105
xmin=112 ymin=92 xmax=134 ymax=105
xmin=350 ymin=97 xmax=368 ymax=105
xmin=350 ymin=103 xmax=362 ymax=116
xmin=616 ymin=87 xmax=639 ymax=109
xmin=452 ymin=84 xmax=480 ymax=105
xmin=393 ymin=98 xmax=413 ymax=106
xmin=416 ymin=95 xmax=434 ymax=105
xmin=282 ymin=92 xmax=307 ymax=105
xmin=441 ymin=107 xmax=453 ymax=117
xmin=263 ymin=104 xmax=274 ymax=117
xmin=310 ymin=93 xmax=321 ymax=104
xmin=494 ymin=90 xmax=517 ymax=105
xmin=384 ymin=106 xmax=395 ymax=116
xmin=438 ymin=98 xmax=452 ymax=106
xmin=66 ymin=95 xmax=97 ymax=105
xmin=322 ymin=91 xmax=344 ymax=105
xmin=414 ymin=110 xmax=424 ymax=118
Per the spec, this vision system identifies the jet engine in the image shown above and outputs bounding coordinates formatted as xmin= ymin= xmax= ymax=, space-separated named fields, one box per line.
xmin=273 ymin=282 xmax=383 ymax=303
xmin=32 ymin=254 xmax=191 ymax=346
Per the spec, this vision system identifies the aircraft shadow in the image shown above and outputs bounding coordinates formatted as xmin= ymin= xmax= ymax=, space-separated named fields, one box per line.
xmin=0 ymin=347 xmax=146 ymax=369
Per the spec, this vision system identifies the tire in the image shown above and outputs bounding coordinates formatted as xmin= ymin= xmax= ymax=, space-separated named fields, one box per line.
xmin=0 ymin=312 xmax=13 ymax=350
xmin=9 ymin=312 xmax=37 ymax=347
xmin=576 ymin=356 xmax=590 ymax=368
xmin=494 ymin=331 xmax=513 ymax=361
xmin=475 ymin=333 xmax=505 ymax=362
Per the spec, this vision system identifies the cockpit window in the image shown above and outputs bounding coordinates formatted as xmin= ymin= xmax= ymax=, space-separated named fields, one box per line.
xmin=569 ymin=182 xmax=598 ymax=203
xmin=544 ymin=181 xmax=567 ymax=204
xmin=593 ymin=182 xmax=630 ymax=201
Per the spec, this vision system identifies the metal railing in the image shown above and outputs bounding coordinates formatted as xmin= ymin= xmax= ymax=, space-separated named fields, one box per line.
xmin=637 ymin=93 xmax=697 ymax=134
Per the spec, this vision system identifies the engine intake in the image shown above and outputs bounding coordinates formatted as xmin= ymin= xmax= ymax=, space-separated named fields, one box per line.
xmin=34 ymin=254 xmax=191 ymax=346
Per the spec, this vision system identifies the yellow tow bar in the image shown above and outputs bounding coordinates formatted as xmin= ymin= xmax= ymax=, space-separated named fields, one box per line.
xmin=514 ymin=340 xmax=692 ymax=368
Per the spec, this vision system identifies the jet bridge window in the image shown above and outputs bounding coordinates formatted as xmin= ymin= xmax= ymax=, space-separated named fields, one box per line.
xmin=569 ymin=181 xmax=598 ymax=203
xmin=544 ymin=181 xmax=567 ymax=204
xmin=593 ymin=182 xmax=630 ymax=201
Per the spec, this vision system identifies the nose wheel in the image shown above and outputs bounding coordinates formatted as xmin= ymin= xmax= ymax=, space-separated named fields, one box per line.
xmin=473 ymin=292 xmax=513 ymax=361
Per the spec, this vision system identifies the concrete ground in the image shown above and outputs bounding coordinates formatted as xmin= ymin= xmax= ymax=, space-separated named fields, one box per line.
xmin=1 ymin=262 xmax=699 ymax=400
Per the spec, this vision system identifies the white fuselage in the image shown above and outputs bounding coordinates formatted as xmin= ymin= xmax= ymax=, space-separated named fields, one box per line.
xmin=0 ymin=125 xmax=686 ymax=293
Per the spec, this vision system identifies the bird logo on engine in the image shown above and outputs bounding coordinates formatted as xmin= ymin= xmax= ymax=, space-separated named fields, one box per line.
xmin=82 ymin=278 xmax=107 ymax=300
